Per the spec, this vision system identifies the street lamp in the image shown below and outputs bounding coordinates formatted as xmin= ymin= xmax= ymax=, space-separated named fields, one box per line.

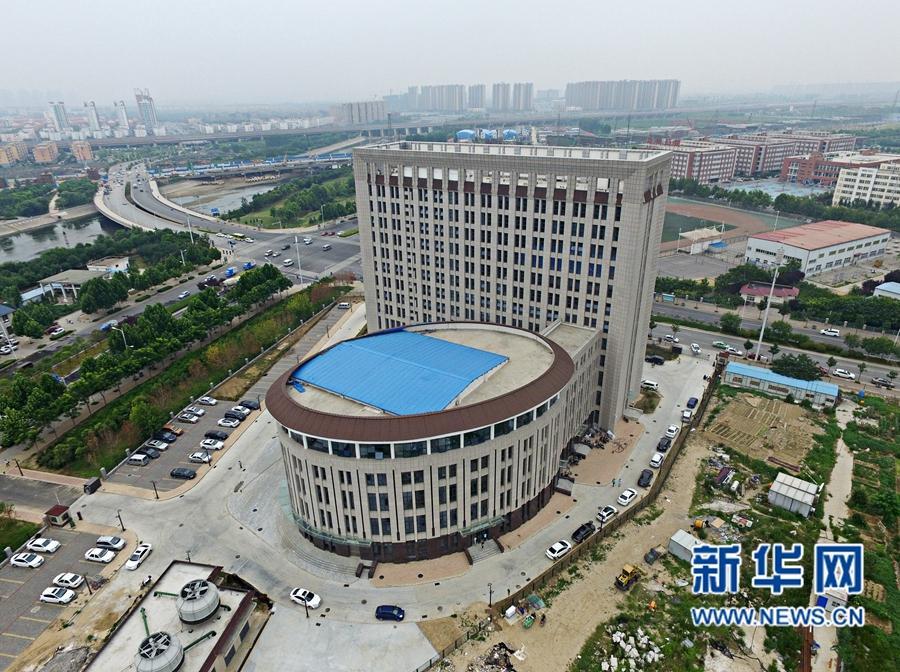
xmin=111 ymin=326 xmax=129 ymax=349
xmin=488 ymin=582 xmax=493 ymax=608
xmin=150 ymin=480 xmax=159 ymax=500
xmin=116 ymin=509 xmax=126 ymax=532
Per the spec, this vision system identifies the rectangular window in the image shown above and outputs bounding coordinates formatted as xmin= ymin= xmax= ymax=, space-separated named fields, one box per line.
xmin=481 ymin=456 xmax=489 ymax=469
xmin=370 ymin=518 xmax=380 ymax=535
xmin=439 ymin=486 xmax=447 ymax=504
xmin=449 ymin=464 xmax=457 ymax=478
xmin=494 ymin=418 xmax=515 ymax=437
xmin=360 ymin=443 xmax=389 ymax=459
xmin=470 ymin=502 xmax=479 ymax=520
xmin=439 ymin=510 xmax=448 ymax=529
xmin=332 ymin=441 xmax=355 ymax=458
xmin=404 ymin=516 xmax=414 ymax=534
xmin=307 ymin=436 xmax=329 ymax=453
xmin=480 ymin=499 xmax=489 ymax=517
xmin=381 ymin=518 xmax=391 ymax=535
xmin=365 ymin=473 xmax=375 ymax=486
xmin=464 ymin=426 xmax=491 ymax=447
xmin=401 ymin=472 xmax=412 ymax=485
xmin=416 ymin=515 xmax=427 ymax=533
xmin=377 ymin=473 xmax=387 ymax=486
xmin=403 ymin=492 xmax=413 ymax=510
xmin=415 ymin=490 xmax=425 ymax=508
xmin=449 ymin=484 xmax=458 ymax=501
xmin=517 ymin=410 xmax=533 ymax=428
xmin=367 ymin=493 xmax=377 ymax=511
xmin=431 ymin=434 xmax=461 ymax=453
xmin=414 ymin=470 xmax=424 ymax=484
xmin=470 ymin=478 xmax=478 ymax=496
xmin=438 ymin=466 xmax=447 ymax=480
xmin=395 ymin=441 xmax=428 ymax=458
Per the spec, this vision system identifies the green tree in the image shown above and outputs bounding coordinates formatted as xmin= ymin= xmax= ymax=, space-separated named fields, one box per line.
xmin=770 ymin=343 xmax=781 ymax=358
xmin=720 ymin=312 xmax=742 ymax=335
xmin=128 ymin=396 xmax=166 ymax=437
xmin=770 ymin=354 xmax=822 ymax=381
xmin=861 ymin=336 xmax=897 ymax=358
xmin=857 ymin=362 xmax=867 ymax=381
xmin=844 ymin=334 xmax=861 ymax=352
xmin=744 ymin=339 xmax=754 ymax=352
xmin=888 ymin=370 xmax=898 ymax=383
xmin=767 ymin=320 xmax=793 ymax=343
xmin=827 ymin=356 xmax=837 ymax=369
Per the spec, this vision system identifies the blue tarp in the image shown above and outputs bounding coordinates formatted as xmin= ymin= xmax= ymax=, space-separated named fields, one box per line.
xmin=291 ymin=330 xmax=507 ymax=415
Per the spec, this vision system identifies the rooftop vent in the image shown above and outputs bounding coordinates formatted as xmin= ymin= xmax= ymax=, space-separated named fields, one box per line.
xmin=135 ymin=631 xmax=184 ymax=672
xmin=177 ymin=579 xmax=220 ymax=624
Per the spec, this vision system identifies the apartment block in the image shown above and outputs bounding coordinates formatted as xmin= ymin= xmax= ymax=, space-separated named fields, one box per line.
xmin=715 ymin=132 xmax=857 ymax=177
xmin=32 ymin=141 xmax=59 ymax=164
xmin=565 ymin=80 xmax=680 ymax=111
xmin=642 ymin=139 xmax=736 ymax=184
xmin=419 ymin=85 xmax=466 ymax=112
xmin=491 ymin=83 xmax=511 ymax=111
xmin=832 ymin=162 xmax=900 ymax=208
xmin=780 ymin=151 xmax=900 ymax=186
xmin=511 ymin=83 xmax=534 ymax=111
xmin=353 ymin=142 xmax=672 ymax=428
xmin=0 ymin=142 xmax=28 ymax=166
xmin=70 ymin=140 xmax=93 ymax=162
xmin=339 ymin=101 xmax=387 ymax=125
xmin=467 ymin=84 xmax=486 ymax=109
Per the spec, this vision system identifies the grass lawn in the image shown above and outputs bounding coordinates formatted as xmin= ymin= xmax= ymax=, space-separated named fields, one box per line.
xmin=0 ymin=517 xmax=40 ymax=551
xmin=662 ymin=211 xmax=735 ymax=242
xmin=235 ymin=175 xmax=352 ymax=229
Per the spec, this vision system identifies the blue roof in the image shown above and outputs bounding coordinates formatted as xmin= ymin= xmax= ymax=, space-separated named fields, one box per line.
xmin=875 ymin=281 xmax=900 ymax=295
xmin=725 ymin=362 xmax=839 ymax=397
xmin=0 ymin=304 xmax=13 ymax=317
xmin=290 ymin=330 xmax=508 ymax=415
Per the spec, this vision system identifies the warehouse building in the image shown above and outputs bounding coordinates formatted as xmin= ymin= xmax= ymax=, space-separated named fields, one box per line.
xmin=745 ymin=220 xmax=890 ymax=276
xmin=267 ymin=321 xmax=601 ymax=562
xmin=723 ymin=362 xmax=839 ymax=407
xmin=873 ymin=281 xmax=900 ymax=300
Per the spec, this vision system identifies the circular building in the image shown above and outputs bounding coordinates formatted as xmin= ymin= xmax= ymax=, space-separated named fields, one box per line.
xmin=267 ymin=322 xmax=590 ymax=562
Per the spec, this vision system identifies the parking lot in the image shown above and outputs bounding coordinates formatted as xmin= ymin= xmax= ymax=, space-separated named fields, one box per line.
xmin=0 ymin=528 xmax=109 ymax=670
xmin=107 ymin=399 xmax=261 ymax=493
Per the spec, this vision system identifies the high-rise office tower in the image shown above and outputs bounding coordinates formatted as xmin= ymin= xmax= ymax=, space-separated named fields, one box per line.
xmin=48 ymin=101 xmax=70 ymax=133
xmin=114 ymin=100 xmax=130 ymax=131
xmin=491 ymin=83 xmax=511 ymax=111
xmin=512 ymin=83 xmax=534 ymax=111
xmin=84 ymin=101 xmax=101 ymax=133
xmin=134 ymin=88 xmax=159 ymax=134
xmin=353 ymin=142 xmax=672 ymax=428
xmin=467 ymin=84 xmax=486 ymax=109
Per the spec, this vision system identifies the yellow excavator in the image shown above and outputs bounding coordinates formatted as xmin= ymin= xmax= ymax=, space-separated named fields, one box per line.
xmin=615 ymin=564 xmax=641 ymax=591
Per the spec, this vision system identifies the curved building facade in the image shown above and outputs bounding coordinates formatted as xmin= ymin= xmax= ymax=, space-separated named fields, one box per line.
xmin=267 ymin=321 xmax=599 ymax=562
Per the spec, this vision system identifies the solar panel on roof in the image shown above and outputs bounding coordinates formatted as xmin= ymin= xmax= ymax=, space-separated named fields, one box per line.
xmin=292 ymin=330 xmax=508 ymax=416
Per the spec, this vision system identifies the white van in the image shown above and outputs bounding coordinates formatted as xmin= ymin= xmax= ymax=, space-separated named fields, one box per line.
xmin=127 ymin=453 xmax=150 ymax=466
xmin=640 ymin=380 xmax=659 ymax=391
xmin=649 ymin=452 xmax=665 ymax=469
xmin=322 ymin=243 xmax=332 ymax=251
xmin=303 ymin=237 xmax=313 ymax=245
xmin=337 ymin=302 xmax=351 ymax=309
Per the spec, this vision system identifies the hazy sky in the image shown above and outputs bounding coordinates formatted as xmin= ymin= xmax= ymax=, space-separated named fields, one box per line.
xmin=6 ymin=0 xmax=900 ymax=106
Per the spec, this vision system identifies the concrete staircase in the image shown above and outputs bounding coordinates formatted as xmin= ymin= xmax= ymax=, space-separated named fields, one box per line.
xmin=467 ymin=539 xmax=503 ymax=564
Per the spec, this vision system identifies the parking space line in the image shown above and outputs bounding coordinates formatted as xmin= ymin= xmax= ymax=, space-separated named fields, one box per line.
xmin=1 ymin=632 xmax=35 ymax=641
xmin=0 ymin=578 xmax=24 ymax=585
xmin=18 ymin=617 xmax=51 ymax=624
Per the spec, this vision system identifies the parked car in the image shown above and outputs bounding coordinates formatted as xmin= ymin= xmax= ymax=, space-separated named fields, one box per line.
xmin=177 ymin=413 xmax=200 ymax=424
xmin=26 ymin=538 xmax=61 ymax=553
xmin=649 ymin=452 xmax=665 ymax=469
xmin=163 ymin=424 xmax=184 ymax=436
xmin=218 ymin=418 xmax=240 ymax=428
xmin=617 ymin=488 xmax=638 ymax=507
xmin=664 ymin=334 xmax=679 ymax=343
xmin=375 ymin=605 xmax=405 ymax=621
xmin=10 ymin=553 xmax=44 ymax=569
xmin=872 ymin=377 xmax=895 ymax=389
xmin=690 ymin=343 xmax=702 ymax=355
xmin=656 ymin=436 xmax=672 ymax=453
xmin=264 ymin=250 xmax=273 ymax=257
xmin=644 ymin=355 xmax=665 ymax=365
xmin=223 ymin=411 xmax=246 ymax=423
xmin=637 ymin=469 xmax=654 ymax=488
xmin=190 ymin=451 xmax=212 ymax=464
xmin=712 ymin=341 xmax=728 ymax=349
xmin=185 ymin=406 xmax=206 ymax=416
xmin=48 ymin=327 xmax=65 ymax=337
xmin=281 ymin=244 xmax=291 ymax=250
xmin=170 ymin=467 xmax=197 ymax=480
xmin=832 ymin=368 xmax=855 ymax=380
xmin=153 ymin=430 xmax=178 ymax=443
xmin=177 ymin=291 xmax=190 ymax=300
xmin=84 ymin=548 xmax=115 ymax=564
xmin=725 ymin=346 xmax=743 ymax=357
xmin=545 ymin=540 xmax=573 ymax=561
xmin=231 ymin=406 xmax=252 ymax=417
xmin=682 ymin=409 xmax=694 ymax=422
xmin=640 ymin=380 xmax=659 ymax=391
xmin=686 ymin=397 xmax=699 ymax=409
xmin=53 ymin=573 xmax=83 ymax=589
xmin=239 ymin=399 xmax=260 ymax=411
xmin=290 ymin=588 xmax=322 ymax=608
xmin=644 ymin=545 xmax=667 ymax=565
xmin=96 ymin=536 xmax=126 ymax=551
xmin=664 ymin=424 xmax=679 ymax=439
xmin=571 ymin=521 xmax=596 ymax=543
xmin=125 ymin=543 xmax=153 ymax=571
xmin=140 ymin=447 xmax=161 ymax=459
xmin=597 ymin=505 xmax=618 ymax=524
xmin=128 ymin=453 xmax=151 ymax=466
xmin=205 ymin=430 xmax=229 ymax=441
xmin=198 ymin=396 xmax=218 ymax=406
xmin=40 ymin=587 xmax=76 ymax=604
xmin=820 ymin=328 xmax=840 ymax=337
xmin=283 ymin=258 xmax=294 ymax=267
xmin=143 ymin=439 xmax=168 ymax=451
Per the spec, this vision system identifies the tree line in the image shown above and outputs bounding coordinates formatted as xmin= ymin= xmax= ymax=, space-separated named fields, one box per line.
xmin=55 ymin=179 xmax=96 ymax=208
xmin=0 ymin=183 xmax=54 ymax=218
xmin=0 ymin=264 xmax=291 ymax=449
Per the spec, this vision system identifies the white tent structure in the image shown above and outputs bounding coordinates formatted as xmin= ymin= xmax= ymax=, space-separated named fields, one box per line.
xmin=768 ymin=472 xmax=819 ymax=517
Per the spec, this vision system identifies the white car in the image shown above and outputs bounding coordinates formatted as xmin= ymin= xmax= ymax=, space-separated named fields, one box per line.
xmin=0 ymin=345 xmax=12 ymax=355
xmin=197 ymin=396 xmax=218 ymax=406
xmin=690 ymin=343 xmax=702 ymax=354
xmin=26 ymin=538 xmax=61 ymax=553
xmin=40 ymin=587 xmax=76 ymax=604
xmin=664 ymin=334 xmax=679 ymax=343
xmin=10 ymin=553 xmax=44 ymax=569
xmin=177 ymin=291 xmax=190 ymax=300
xmin=283 ymin=258 xmax=294 ymax=267
xmin=96 ymin=535 xmax=126 ymax=550
xmin=597 ymin=505 xmax=618 ymax=524
xmin=832 ymin=369 xmax=856 ymax=380
xmin=84 ymin=548 xmax=116 ymax=564
xmin=53 ymin=573 xmax=84 ymax=589
xmin=49 ymin=327 xmax=65 ymax=337
xmin=682 ymin=409 xmax=694 ymax=423
xmin=617 ymin=488 xmax=638 ymax=507
xmin=190 ymin=451 xmax=212 ymax=464
xmin=144 ymin=439 xmax=168 ymax=451
xmin=725 ymin=346 xmax=744 ymax=357
xmin=200 ymin=439 xmax=224 ymax=451
xmin=545 ymin=540 xmax=573 ymax=561
xmin=664 ymin=424 xmax=680 ymax=439
xmin=125 ymin=543 xmax=152 ymax=570
xmin=218 ymin=418 xmax=240 ymax=428
xmin=820 ymin=328 xmax=840 ymax=337
xmin=185 ymin=406 xmax=206 ymax=417
xmin=230 ymin=406 xmax=251 ymax=418
xmin=177 ymin=413 xmax=200 ymax=424
xmin=650 ymin=452 xmax=665 ymax=469
xmin=289 ymin=588 xmax=322 ymax=609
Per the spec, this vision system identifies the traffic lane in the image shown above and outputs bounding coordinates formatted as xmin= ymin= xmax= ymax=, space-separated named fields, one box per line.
xmin=0 ymin=475 xmax=81 ymax=513
xmin=0 ymin=528 xmax=103 ymax=670
xmin=649 ymin=325 xmax=898 ymax=391
xmin=106 ymin=403 xmax=259 ymax=493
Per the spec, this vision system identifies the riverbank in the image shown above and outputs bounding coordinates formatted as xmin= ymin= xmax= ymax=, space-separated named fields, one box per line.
xmin=0 ymin=203 xmax=98 ymax=239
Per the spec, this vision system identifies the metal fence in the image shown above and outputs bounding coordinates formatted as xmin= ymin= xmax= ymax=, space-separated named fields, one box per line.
xmin=409 ymin=366 xmax=722 ymax=672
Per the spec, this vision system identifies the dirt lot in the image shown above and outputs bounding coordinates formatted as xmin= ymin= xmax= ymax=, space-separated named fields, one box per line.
xmin=704 ymin=392 xmax=820 ymax=468
xmin=441 ymin=429 xmax=712 ymax=672
xmin=660 ymin=200 xmax=789 ymax=253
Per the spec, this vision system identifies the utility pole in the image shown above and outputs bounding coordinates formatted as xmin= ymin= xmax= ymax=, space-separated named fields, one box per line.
xmin=294 ymin=235 xmax=304 ymax=285
xmin=179 ymin=249 xmax=186 ymax=266
xmin=754 ymin=248 xmax=784 ymax=361
xmin=116 ymin=509 xmax=126 ymax=532
xmin=185 ymin=214 xmax=194 ymax=245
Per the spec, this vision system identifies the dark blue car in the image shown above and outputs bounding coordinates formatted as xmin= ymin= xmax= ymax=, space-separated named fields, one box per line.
xmin=687 ymin=397 xmax=699 ymax=409
xmin=375 ymin=605 xmax=405 ymax=621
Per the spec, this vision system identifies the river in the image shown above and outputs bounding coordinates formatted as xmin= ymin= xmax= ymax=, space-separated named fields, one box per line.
xmin=0 ymin=216 xmax=124 ymax=264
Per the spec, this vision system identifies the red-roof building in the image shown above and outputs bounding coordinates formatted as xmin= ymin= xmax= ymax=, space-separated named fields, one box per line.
xmin=740 ymin=283 xmax=799 ymax=305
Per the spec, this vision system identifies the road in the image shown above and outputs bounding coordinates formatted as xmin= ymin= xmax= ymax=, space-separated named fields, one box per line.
xmin=648 ymin=323 xmax=898 ymax=390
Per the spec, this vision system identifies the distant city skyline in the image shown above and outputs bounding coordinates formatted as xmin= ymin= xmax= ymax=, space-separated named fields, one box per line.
xmin=4 ymin=0 xmax=900 ymax=106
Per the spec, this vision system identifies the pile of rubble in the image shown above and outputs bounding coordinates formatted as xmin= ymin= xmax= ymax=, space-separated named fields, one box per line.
xmin=589 ymin=625 xmax=663 ymax=670
xmin=464 ymin=642 xmax=524 ymax=672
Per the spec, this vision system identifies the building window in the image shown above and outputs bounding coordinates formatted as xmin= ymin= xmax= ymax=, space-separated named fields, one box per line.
xmin=516 ymin=410 xmax=533 ymax=428
xmin=395 ymin=440 xmax=428 ymax=458
xmin=224 ymin=646 xmax=237 ymax=666
xmin=403 ymin=492 xmax=413 ymax=510
xmin=404 ymin=516 xmax=414 ymax=534
xmin=494 ymin=418 xmax=515 ymax=437
xmin=307 ymin=436 xmax=329 ymax=453
xmin=360 ymin=443 xmax=389 ymax=459
xmin=381 ymin=518 xmax=392 ymax=535
xmin=332 ymin=441 xmax=356 ymax=458
xmin=431 ymin=434 xmax=461 ymax=453
xmin=464 ymin=426 xmax=491 ymax=447
xmin=438 ymin=466 xmax=447 ymax=480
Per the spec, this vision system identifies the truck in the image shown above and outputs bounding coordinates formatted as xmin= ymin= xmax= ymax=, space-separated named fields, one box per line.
xmin=224 ymin=267 xmax=236 ymax=278
xmin=223 ymin=276 xmax=240 ymax=287
xmin=615 ymin=564 xmax=641 ymax=591
xmin=242 ymin=261 xmax=256 ymax=271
